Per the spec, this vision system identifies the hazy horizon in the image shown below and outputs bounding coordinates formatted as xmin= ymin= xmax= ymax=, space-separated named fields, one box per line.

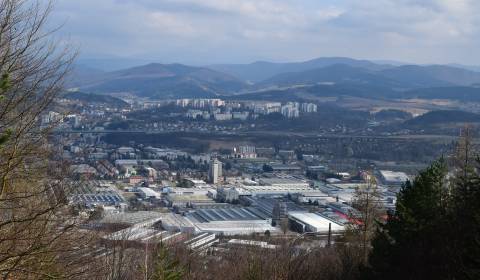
xmin=52 ymin=0 xmax=480 ymax=66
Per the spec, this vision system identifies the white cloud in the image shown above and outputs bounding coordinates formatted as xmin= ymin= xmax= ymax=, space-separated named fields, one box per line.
xmin=51 ymin=0 xmax=480 ymax=64
xmin=147 ymin=12 xmax=198 ymax=37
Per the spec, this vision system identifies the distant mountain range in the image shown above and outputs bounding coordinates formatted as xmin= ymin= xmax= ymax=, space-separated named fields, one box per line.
xmin=448 ymin=63 xmax=480 ymax=73
xmin=62 ymin=91 xmax=129 ymax=107
xmin=67 ymin=64 xmax=105 ymax=88
xmin=209 ymin=57 xmax=392 ymax=82
xmin=69 ymin=57 xmax=480 ymax=100
xmin=72 ymin=63 xmax=246 ymax=99
xmin=258 ymin=64 xmax=403 ymax=89
xmin=77 ymin=57 xmax=152 ymax=72
xmin=258 ymin=64 xmax=480 ymax=89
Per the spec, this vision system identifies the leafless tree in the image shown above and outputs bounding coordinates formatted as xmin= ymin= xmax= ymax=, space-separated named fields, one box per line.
xmin=342 ymin=173 xmax=384 ymax=266
xmin=0 ymin=0 xmax=92 ymax=278
xmin=452 ymin=124 xmax=477 ymax=191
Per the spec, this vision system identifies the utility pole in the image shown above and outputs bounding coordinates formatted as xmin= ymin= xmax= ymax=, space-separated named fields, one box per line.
xmin=327 ymin=223 xmax=332 ymax=247
xmin=145 ymin=240 xmax=148 ymax=280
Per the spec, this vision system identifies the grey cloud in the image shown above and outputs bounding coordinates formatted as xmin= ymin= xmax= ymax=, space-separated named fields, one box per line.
xmin=51 ymin=0 xmax=480 ymax=65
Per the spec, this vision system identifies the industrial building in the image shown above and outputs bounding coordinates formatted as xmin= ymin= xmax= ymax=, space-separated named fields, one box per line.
xmin=268 ymin=164 xmax=302 ymax=173
xmin=288 ymin=212 xmax=345 ymax=233
xmin=208 ymin=158 xmax=223 ymax=184
xmin=378 ymin=170 xmax=410 ymax=186
xmin=238 ymin=184 xmax=312 ymax=196
xmin=257 ymin=177 xmax=309 ymax=188
xmin=138 ymin=187 xmax=161 ymax=200
xmin=103 ymin=214 xmax=220 ymax=255
xmin=155 ymin=213 xmax=196 ymax=232
xmin=181 ymin=199 xmax=300 ymax=236
xmin=227 ymin=239 xmax=278 ymax=249
xmin=193 ymin=220 xmax=277 ymax=236
xmin=232 ymin=146 xmax=257 ymax=159
xmin=164 ymin=188 xmax=216 ymax=207
xmin=184 ymin=233 xmax=218 ymax=253
xmin=100 ymin=211 xmax=164 ymax=225
xmin=187 ymin=207 xmax=269 ymax=223
xmin=70 ymin=180 xmax=125 ymax=207
xmin=243 ymin=197 xmax=306 ymax=217
xmin=105 ymin=227 xmax=182 ymax=243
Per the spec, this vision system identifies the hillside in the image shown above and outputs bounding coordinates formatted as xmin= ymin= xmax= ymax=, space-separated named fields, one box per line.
xmin=78 ymin=63 xmax=247 ymax=99
xmin=401 ymin=86 xmax=480 ymax=101
xmin=252 ymin=63 xmax=480 ymax=93
xmin=66 ymin=64 xmax=105 ymax=88
xmin=404 ymin=110 xmax=480 ymax=127
xmin=62 ymin=91 xmax=129 ymax=107
xmin=257 ymin=64 xmax=403 ymax=89
xmin=379 ymin=65 xmax=480 ymax=88
xmin=209 ymin=57 xmax=391 ymax=82
xmin=70 ymin=58 xmax=480 ymax=101
xmin=374 ymin=109 xmax=413 ymax=121
xmin=229 ymin=83 xmax=396 ymax=102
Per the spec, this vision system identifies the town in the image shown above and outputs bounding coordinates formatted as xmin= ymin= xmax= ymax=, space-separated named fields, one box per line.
xmin=41 ymin=95 xmax=416 ymax=255
xmin=3 ymin=1 xmax=480 ymax=279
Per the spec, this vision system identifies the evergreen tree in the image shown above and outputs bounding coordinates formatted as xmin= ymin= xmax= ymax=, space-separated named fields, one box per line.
xmin=365 ymin=129 xmax=480 ymax=279
xmin=365 ymin=159 xmax=452 ymax=279
xmin=151 ymin=245 xmax=184 ymax=280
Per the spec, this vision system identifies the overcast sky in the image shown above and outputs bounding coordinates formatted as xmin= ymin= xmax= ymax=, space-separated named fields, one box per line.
xmin=51 ymin=0 xmax=480 ymax=65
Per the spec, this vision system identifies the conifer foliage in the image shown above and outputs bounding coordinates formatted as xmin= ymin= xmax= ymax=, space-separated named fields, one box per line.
xmin=365 ymin=129 xmax=480 ymax=279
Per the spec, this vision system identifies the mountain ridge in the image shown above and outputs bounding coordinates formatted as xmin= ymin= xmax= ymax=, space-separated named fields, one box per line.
xmin=257 ymin=63 xmax=480 ymax=90
xmin=70 ymin=57 xmax=480 ymax=100
xmin=77 ymin=63 xmax=247 ymax=99
xmin=208 ymin=56 xmax=393 ymax=82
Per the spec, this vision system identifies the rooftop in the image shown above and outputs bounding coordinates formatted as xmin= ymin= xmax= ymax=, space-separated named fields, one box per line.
xmin=289 ymin=212 xmax=344 ymax=233
xmin=379 ymin=170 xmax=410 ymax=184
xmin=193 ymin=220 xmax=278 ymax=236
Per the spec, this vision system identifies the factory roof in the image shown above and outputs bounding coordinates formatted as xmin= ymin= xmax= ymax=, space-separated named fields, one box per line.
xmin=193 ymin=220 xmax=277 ymax=235
xmin=258 ymin=177 xmax=308 ymax=186
xmin=185 ymin=178 xmax=207 ymax=185
xmin=138 ymin=187 xmax=161 ymax=199
xmin=115 ymin=159 xmax=138 ymax=166
xmin=239 ymin=185 xmax=312 ymax=194
xmin=166 ymin=194 xmax=213 ymax=202
xmin=379 ymin=170 xmax=410 ymax=184
xmin=166 ymin=188 xmax=210 ymax=195
xmin=104 ymin=224 xmax=183 ymax=243
xmin=100 ymin=211 xmax=163 ymax=225
xmin=158 ymin=213 xmax=195 ymax=230
xmin=187 ymin=207 xmax=267 ymax=223
xmin=330 ymin=183 xmax=368 ymax=189
xmin=228 ymin=239 xmax=278 ymax=249
xmin=244 ymin=197 xmax=306 ymax=217
xmin=269 ymin=164 xmax=302 ymax=171
xmin=288 ymin=212 xmax=344 ymax=233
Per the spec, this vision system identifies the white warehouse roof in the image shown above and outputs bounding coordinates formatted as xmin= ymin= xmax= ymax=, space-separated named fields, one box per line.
xmin=193 ymin=220 xmax=278 ymax=236
xmin=138 ymin=187 xmax=161 ymax=199
xmin=379 ymin=170 xmax=410 ymax=184
xmin=289 ymin=212 xmax=344 ymax=233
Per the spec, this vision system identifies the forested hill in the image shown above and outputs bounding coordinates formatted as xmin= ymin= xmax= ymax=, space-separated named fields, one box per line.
xmin=405 ymin=110 xmax=480 ymax=126
xmin=62 ymin=91 xmax=129 ymax=107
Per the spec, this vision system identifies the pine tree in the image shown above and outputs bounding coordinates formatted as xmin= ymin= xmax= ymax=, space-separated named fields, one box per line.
xmin=365 ymin=127 xmax=480 ymax=280
xmin=151 ymin=245 xmax=184 ymax=280
xmin=365 ymin=159 xmax=452 ymax=279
